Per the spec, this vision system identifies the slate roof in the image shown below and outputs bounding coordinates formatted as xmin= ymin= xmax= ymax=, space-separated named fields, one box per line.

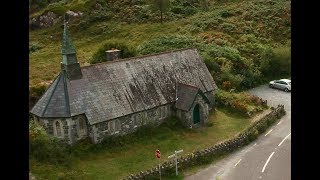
xmin=31 ymin=48 xmax=217 ymax=124
xmin=175 ymin=83 xmax=210 ymax=111
xmin=31 ymin=72 xmax=71 ymax=117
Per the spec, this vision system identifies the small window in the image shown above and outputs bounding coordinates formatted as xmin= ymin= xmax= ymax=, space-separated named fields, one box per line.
xmin=116 ymin=120 xmax=121 ymax=131
xmin=109 ymin=121 xmax=115 ymax=132
xmin=55 ymin=121 xmax=62 ymax=137
xmin=79 ymin=118 xmax=87 ymax=135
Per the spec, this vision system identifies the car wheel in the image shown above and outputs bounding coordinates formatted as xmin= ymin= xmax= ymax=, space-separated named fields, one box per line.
xmin=269 ymin=84 xmax=273 ymax=88
xmin=284 ymin=88 xmax=289 ymax=92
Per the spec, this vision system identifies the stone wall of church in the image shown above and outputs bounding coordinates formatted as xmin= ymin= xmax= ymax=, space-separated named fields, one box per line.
xmin=90 ymin=103 xmax=174 ymax=143
xmin=179 ymin=94 xmax=209 ymax=128
xmin=204 ymin=90 xmax=215 ymax=109
xmin=35 ymin=90 xmax=213 ymax=144
xmin=38 ymin=117 xmax=71 ymax=143
xmin=36 ymin=115 xmax=90 ymax=144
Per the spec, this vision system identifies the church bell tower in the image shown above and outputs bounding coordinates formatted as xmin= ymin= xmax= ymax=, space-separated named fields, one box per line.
xmin=61 ymin=21 xmax=82 ymax=80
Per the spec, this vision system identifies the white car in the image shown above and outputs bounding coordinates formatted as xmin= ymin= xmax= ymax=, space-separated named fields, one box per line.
xmin=269 ymin=79 xmax=291 ymax=92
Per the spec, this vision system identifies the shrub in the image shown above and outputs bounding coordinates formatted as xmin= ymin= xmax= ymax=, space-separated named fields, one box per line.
xmin=171 ymin=6 xmax=198 ymax=16
xmin=29 ymin=84 xmax=48 ymax=108
xmin=247 ymin=128 xmax=259 ymax=141
xmin=216 ymin=90 xmax=266 ymax=116
xmin=137 ymin=35 xmax=197 ymax=55
xmin=232 ymin=100 xmax=248 ymax=114
xmin=29 ymin=43 xmax=42 ymax=53
xmin=29 ymin=120 xmax=70 ymax=165
xmin=222 ymin=81 xmax=232 ymax=90
xmin=90 ymin=41 xmax=137 ymax=64
xmin=268 ymin=46 xmax=291 ymax=76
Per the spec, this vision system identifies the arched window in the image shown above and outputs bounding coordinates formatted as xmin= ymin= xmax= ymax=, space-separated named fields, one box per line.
xmin=115 ymin=120 xmax=121 ymax=131
xmin=78 ymin=117 xmax=87 ymax=137
xmin=79 ymin=118 xmax=86 ymax=134
xmin=55 ymin=121 xmax=62 ymax=137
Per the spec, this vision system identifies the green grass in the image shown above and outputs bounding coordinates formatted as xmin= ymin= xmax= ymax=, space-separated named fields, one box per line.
xmin=30 ymin=108 xmax=252 ymax=179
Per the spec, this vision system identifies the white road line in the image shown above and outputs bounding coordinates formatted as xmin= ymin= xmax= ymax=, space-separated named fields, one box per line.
xmin=234 ymin=159 xmax=242 ymax=168
xmin=278 ymin=133 xmax=291 ymax=147
xmin=265 ymin=129 xmax=273 ymax=136
xmin=262 ymin=152 xmax=275 ymax=173
xmin=277 ymin=121 xmax=282 ymax=125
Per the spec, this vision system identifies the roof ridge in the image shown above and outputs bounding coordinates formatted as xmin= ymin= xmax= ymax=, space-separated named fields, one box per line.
xmin=62 ymin=72 xmax=71 ymax=117
xmin=81 ymin=47 xmax=197 ymax=70
xmin=178 ymin=82 xmax=199 ymax=89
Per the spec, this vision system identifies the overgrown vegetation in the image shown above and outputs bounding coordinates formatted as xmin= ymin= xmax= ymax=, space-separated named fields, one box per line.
xmin=137 ymin=34 xmax=198 ymax=55
xmin=215 ymin=90 xmax=268 ymax=116
xmin=29 ymin=120 xmax=70 ymax=165
xmin=90 ymin=41 xmax=137 ymax=64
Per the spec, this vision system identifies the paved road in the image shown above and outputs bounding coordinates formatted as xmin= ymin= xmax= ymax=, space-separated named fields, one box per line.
xmin=185 ymin=85 xmax=291 ymax=180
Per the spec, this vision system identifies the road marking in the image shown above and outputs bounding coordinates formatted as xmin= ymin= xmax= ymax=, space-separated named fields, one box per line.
xmin=234 ymin=159 xmax=242 ymax=168
xmin=277 ymin=121 xmax=282 ymax=125
xmin=264 ymin=129 xmax=273 ymax=136
xmin=278 ymin=133 xmax=291 ymax=147
xmin=262 ymin=152 xmax=275 ymax=173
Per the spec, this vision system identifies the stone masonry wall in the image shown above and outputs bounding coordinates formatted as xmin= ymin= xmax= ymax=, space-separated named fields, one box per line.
xmin=91 ymin=103 xmax=173 ymax=143
xmin=39 ymin=117 xmax=70 ymax=144
xmin=124 ymin=105 xmax=285 ymax=179
xmin=204 ymin=90 xmax=215 ymax=109
xmin=180 ymin=94 xmax=209 ymax=128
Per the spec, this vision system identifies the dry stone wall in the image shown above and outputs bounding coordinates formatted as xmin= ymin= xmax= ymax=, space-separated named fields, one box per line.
xmin=124 ymin=105 xmax=285 ymax=179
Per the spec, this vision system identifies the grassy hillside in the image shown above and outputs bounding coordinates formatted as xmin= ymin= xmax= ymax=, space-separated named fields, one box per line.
xmin=29 ymin=0 xmax=291 ymax=91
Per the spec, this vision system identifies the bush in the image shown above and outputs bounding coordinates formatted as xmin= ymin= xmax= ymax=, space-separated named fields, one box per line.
xmin=29 ymin=84 xmax=48 ymax=108
xmin=216 ymin=90 xmax=266 ymax=116
xmin=137 ymin=35 xmax=197 ymax=55
xmin=247 ymin=128 xmax=259 ymax=141
xmin=29 ymin=43 xmax=42 ymax=53
xmin=90 ymin=41 xmax=137 ymax=64
xmin=29 ymin=120 xmax=70 ymax=165
xmin=268 ymin=46 xmax=291 ymax=76
xmin=222 ymin=81 xmax=232 ymax=90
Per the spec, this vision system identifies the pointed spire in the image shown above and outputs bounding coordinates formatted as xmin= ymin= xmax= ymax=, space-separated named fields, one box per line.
xmin=60 ymin=16 xmax=82 ymax=80
xmin=61 ymin=20 xmax=76 ymax=55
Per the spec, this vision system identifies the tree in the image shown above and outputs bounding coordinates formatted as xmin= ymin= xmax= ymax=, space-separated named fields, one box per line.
xmin=152 ymin=0 xmax=170 ymax=23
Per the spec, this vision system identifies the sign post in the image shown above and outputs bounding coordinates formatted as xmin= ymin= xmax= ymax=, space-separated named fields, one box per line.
xmin=168 ymin=149 xmax=183 ymax=176
xmin=155 ymin=149 xmax=161 ymax=180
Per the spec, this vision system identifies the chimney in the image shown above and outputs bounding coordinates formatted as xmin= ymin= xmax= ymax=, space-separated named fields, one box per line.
xmin=106 ymin=48 xmax=121 ymax=61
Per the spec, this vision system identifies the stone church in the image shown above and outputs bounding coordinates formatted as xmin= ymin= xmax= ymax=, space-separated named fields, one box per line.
xmin=30 ymin=23 xmax=217 ymax=144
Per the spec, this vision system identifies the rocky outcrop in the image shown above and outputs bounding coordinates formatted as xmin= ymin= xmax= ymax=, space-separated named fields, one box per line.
xmin=29 ymin=10 xmax=83 ymax=30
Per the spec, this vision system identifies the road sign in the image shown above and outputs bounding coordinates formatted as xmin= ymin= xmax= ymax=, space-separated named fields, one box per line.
xmin=155 ymin=149 xmax=161 ymax=180
xmin=168 ymin=149 xmax=184 ymax=176
xmin=156 ymin=149 xmax=161 ymax=159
